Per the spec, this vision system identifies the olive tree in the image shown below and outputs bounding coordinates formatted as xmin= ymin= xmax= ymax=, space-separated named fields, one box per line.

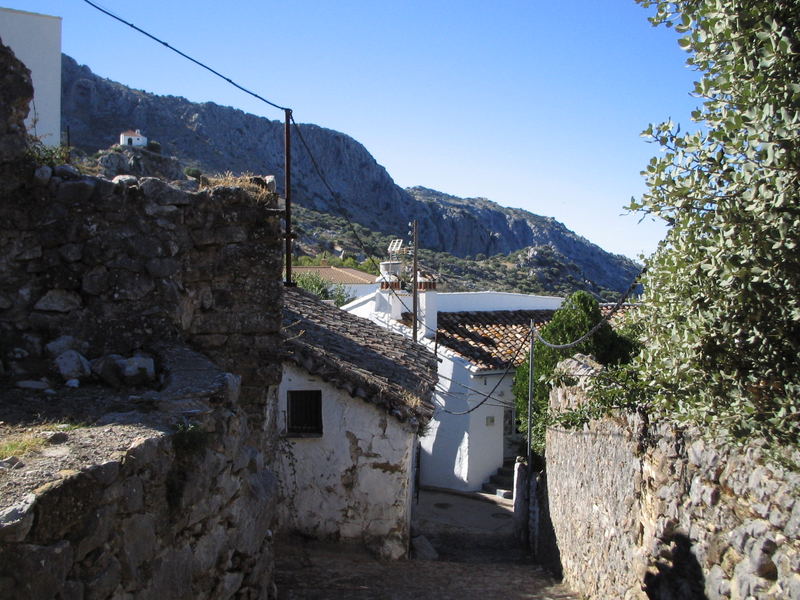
xmin=629 ymin=0 xmax=800 ymax=444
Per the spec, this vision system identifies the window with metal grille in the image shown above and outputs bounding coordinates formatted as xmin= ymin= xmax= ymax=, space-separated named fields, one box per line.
xmin=286 ymin=390 xmax=322 ymax=436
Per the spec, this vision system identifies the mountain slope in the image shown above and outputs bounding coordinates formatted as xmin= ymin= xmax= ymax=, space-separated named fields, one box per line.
xmin=61 ymin=54 xmax=639 ymax=294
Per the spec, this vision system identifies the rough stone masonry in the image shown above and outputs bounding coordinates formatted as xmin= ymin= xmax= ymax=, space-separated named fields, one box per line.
xmin=0 ymin=39 xmax=285 ymax=599
xmin=540 ymin=355 xmax=800 ymax=600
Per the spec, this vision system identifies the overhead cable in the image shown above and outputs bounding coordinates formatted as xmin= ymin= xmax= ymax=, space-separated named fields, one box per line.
xmin=81 ymin=0 xmax=290 ymax=112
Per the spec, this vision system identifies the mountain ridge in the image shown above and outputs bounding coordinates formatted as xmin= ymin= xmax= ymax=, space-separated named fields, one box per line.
xmin=61 ymin=54 xmax=640 ymax=294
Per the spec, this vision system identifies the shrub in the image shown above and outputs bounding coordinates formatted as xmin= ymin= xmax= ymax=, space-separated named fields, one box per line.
xmin=184 ymin=166 xmax=202 ymax=180
xmin=513 ymin=291 xmax=636 ymax=457
xmin=293 ymin=271 xmax=352 ymax=307
xmin=624 ymin=0 xmax=800 ymax=447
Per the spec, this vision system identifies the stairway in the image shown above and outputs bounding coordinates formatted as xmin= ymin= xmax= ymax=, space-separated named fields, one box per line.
xmin=481 ymin=461 xmax=514 ymax=499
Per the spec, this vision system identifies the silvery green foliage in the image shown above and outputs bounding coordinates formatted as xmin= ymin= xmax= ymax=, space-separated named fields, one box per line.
xmin=632 ymin=0 xmax=800 ymax=445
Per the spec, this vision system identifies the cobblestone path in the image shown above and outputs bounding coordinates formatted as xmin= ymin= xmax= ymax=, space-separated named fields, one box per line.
xmin=275 ymin=490 xmax=580 ymax=600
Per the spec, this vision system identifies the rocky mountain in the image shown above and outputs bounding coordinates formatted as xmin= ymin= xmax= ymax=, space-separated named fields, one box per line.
xmin=61 ymin=54 xmax=640 ymax=294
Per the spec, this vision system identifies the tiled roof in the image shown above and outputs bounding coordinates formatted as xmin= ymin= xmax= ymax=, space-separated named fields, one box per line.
xmin=282 ymin=287 xmax=436 ymax=426
xmin=599 ymin=302 xmax=640 ymax=323
xmin=435 ymin=310 xmax=556 ymax=371
xmin=435 ymin=303 xmax=640 ymax=371
xmin=292 ymin=266 xmax=376 ymax=285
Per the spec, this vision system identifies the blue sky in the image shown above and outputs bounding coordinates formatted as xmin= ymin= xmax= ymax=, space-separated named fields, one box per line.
xmin=5 ymin=1 xmax=700 ymax=259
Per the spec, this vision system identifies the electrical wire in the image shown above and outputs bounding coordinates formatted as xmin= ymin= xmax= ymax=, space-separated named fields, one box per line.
xmin=532 ymin=269 xmax=645 ymax=350
xmin=437 ymin=330 xmax=530 ymax=415
xmin=81 ymin=0 xmax=290 ymax=112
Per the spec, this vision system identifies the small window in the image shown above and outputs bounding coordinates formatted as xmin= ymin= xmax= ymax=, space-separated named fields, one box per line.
xmin=287 ymin=390 xmax=322 ymax=436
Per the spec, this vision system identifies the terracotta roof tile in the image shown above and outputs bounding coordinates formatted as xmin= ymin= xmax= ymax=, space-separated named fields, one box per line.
xmin=434 ymin=304 xmax=639 ymax=372
xmin=292 ymin=266 xmax=375 ymax=285
xmin=282 ymin=288 xmax=436 ymax=425
xmin=435 ymin=310 xmax=556 ymax=371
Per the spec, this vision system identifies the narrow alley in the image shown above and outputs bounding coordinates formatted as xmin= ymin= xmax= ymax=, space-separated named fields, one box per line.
xmin=275 ymin=490 xmax=579 ymax=599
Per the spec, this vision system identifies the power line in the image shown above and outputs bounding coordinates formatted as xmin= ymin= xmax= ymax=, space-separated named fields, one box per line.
xmin=438 ymin=330 xmax=530 ymax=416
xmin=81 ymin=0 xmax=290 ymax=112
xmin=532 ymin=269 xmax=645 ymax=350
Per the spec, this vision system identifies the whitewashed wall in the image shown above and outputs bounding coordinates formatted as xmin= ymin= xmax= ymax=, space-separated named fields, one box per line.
xmin=0 ymin=8 xmax=61 ymax=146
xmin=275 ymin=363 xmax=416 ymax=559
xmin=419 ymin=355 xmax=506 ymax=492
xmin=435 ymin=291 xmax=563 ymax=312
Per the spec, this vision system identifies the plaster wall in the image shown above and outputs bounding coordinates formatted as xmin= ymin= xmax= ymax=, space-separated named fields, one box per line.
xmin=419 ymin=356 xmax=506 ymax=491
xmin=420 ymin=354 xmax=471 ymax=491
xmin=275 ymin=363 xmax=416 ymax=559
xmin=343 ymin=282 xmax=379 ymax=299
xmin=0 ymin=8 xmax=61 ymax=146
xmin=465 ymin=389 xmax=505 ymax=488
xmin=435 ymin=291 xmax=563 ymax=313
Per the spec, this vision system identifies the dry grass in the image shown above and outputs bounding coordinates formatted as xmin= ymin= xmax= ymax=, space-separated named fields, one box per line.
xmin=0 ymin=432 xmax=47 ymax=459
xmin=200 ymin=171 xmax=276 ymax=202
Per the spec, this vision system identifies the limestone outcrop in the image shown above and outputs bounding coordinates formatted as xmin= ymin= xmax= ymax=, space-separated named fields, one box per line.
xmin=61 ymin=55 xmax=640 ymax=293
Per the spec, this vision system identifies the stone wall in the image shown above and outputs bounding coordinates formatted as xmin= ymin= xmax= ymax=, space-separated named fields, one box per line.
xmin=1 ymin=110 xmax=284 ymax=597
xmin=539 ymin=357 xmax=800 ymax=600
xmin=1 ymin=346 xmax=277 ymax=599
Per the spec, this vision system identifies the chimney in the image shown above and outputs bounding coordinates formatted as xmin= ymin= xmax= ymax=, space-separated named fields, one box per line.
xmin=417 ymin=272 xmax=437 ymax=339
xmin=375 ymin=261 xmax=407 ymax=320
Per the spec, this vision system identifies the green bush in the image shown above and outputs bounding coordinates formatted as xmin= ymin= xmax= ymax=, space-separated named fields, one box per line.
xmin=512 ymin=291 xmax=636 ymax=457
xmin=146 ymin=140 xmax=162 ymax=153
xmin=292 ymin=271 xmax=352 ymax=307
xmin=623 ymin=0 xmax=800 ymax=447
xmin=184 ymin=166 xmax=202 ymax=180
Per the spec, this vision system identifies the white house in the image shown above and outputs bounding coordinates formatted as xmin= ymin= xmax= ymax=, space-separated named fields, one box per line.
xmin=276 ymin=287 xmax=436 ymax=559
xmin=345 ymin=266 xmax=563 ymax=495
xmin=0 ymin=8 xmax=62 ymax=146
xmin=119 ymin=129 xmax=147 ymax=147
xmin=291 ymin=265 xmax=379 ymax=300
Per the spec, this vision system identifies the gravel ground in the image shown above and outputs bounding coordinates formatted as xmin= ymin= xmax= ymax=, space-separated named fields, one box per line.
xmin=0 ymin=384 xmax=167 ymax=510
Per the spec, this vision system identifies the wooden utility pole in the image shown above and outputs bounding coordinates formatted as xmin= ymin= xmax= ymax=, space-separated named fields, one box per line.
xmin=527 ymin=319 xmax=535 ymax=466
xmin=412 ymin=220 xmax=419 ymax=342
xmin=284 ymin=109 xmax=294 ymax=287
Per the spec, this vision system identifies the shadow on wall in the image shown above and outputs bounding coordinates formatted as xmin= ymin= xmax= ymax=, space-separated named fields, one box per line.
xmin=644 ymin=533 xmax=708 ymax=600
xmin=531 ymin=470 xmax=563 ymax=580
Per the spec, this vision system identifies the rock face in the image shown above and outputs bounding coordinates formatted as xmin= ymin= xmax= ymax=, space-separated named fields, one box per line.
xmin=61 ymin=55 xmax=640 ymax=293
xmin=0 ymin=39 xmax=31 ymax=160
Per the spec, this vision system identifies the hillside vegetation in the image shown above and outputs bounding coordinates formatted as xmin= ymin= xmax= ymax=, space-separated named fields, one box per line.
xmin=62 ymin=55 xmax=640 ymax=298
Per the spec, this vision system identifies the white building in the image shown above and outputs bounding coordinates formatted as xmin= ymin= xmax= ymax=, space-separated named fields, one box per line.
xmin=291 ymin=265 xmax=379 ymax=300
xmin=345 ymin=267 xmax=563 ymax=495
xmin=119 ymin=129 xmax=148 ymax=147
xmin=276 ymin=287 xmax=436 ymax=559
xmin=0 ymin=8 xmax=62 ymax=146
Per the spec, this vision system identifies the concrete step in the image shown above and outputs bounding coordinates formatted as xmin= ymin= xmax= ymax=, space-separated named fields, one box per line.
xmin=497 ymin=466 xmax=514 ymax=478
xmin=490 ymin=473 xmax=513 ymax=488
xmin=481 ymin=481 xmax=512 ymax=499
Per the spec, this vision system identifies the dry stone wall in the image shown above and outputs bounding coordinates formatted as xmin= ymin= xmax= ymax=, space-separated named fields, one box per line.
xmin=1 ymin=345 xmax=277 ymax=599
xmin=541 ymin=358 xmax=800 ymax=600
xmin=0 ymin=134 xmax=284 ymax=596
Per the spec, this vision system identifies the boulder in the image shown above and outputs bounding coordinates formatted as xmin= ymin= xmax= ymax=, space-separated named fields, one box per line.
xmin=34 ymin=290 xmax=82 ymax=313
xmin=45 ymin=336 xmax=88 ymax=358
xmin=116 ymin=356 xmax=156 ymax=386
xmin=54 ymin=350 xmax=91 ymax=381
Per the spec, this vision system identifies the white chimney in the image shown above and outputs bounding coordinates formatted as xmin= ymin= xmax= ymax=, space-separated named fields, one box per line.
xmin=417 ymin=272 xmax=437 ymax=339
xmin=375 ymin=261 xmax=407 ymax=320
